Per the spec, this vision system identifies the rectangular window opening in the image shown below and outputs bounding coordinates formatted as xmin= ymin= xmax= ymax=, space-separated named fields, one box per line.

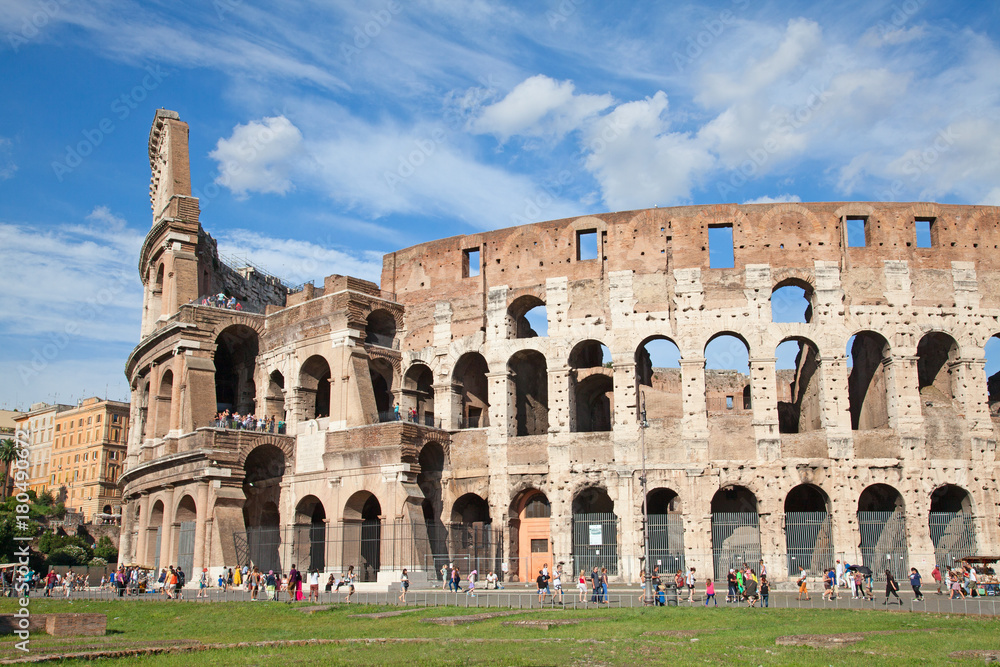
xmin=725 ymin=395 xmax=734 ymax=410
xmin=915 ymin=217 xmax=935 ymax=248
xmin=462 ymin=248 xmax=480 ymax=278
xmin=708 ymin=223 xmax=735 ymax=268
xmin=846 ymin=216 xmax=867 ymax=247
xmin=576 ymin=229 xmax=598 ymax=261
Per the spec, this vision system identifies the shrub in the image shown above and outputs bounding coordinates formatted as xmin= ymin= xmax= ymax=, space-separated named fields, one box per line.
xmin=88 ymin=557 xmax=108 ymax=567
xmin=48 ymin=545 xmax=89 ymax=566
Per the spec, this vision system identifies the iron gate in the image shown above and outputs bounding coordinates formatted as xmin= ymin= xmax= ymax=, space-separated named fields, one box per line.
xmin=647 ymin=513 xmax=685 ymax=574
xmin=177 ymin=521 xmax=195 ymax=579
xmin=929 ymin=512 xmax=977 ymax=567
xmin=858 ymin=510 xmax=908 ymax=580
xmin=572 ymin=513 xmax=619 ymax=575
xmin=711 ymin=512 xmax=761 ymax=580
xmin=785 ymin=511 xmax=834 ymax=576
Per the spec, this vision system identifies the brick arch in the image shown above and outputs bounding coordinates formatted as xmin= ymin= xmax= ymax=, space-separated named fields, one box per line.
xmin=832 ymin=203 xmax=875 ymax=219
xmin=209 ymin=316 xmax=265 ymax=342
xmin=235 ymin=435 xmax=295 ymax=469
xmin=758 ymin=202 xmax=822 ymax=236
xmin=367 ymin=345 xmax=401 ymax=376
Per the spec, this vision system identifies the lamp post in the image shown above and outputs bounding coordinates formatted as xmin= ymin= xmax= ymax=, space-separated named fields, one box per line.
xmin=639 ymin=389 xmax=652 ymax=606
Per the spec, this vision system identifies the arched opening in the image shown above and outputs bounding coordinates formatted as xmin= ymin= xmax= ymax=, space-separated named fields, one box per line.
xmin=153 ymin=263 xmax=165 ymax=318
xmin=344 ymin=492 xmax=382 ymax=582
xmin=417 ymin=443 xmax=447 ymax=577
xmin=710 ymin=486 xmax=761 ymax=579
xmin=635 ymin=336 xmax=682 ymax=421
xmin=102 ymin=504 xmax=112 ymax=515
xmin=242 ymin=444 xmax=285 ymax=573
xmin=572 ymin=487 xmax=618 ymax=576
xmin=365 ymin=309 xmax=397 ymax=348
xmin=918 ymin=332 xmax=962 ymax=456
xmin=784 ymin=484 xmax=833 ymax=575
xmin=154 ymin=370 xmax=173 ymax=438
xmin=453 ymin=353 xmax=490 ymax=428
xmin=402 ymin=363 xmax=435 ymax=426
xmin=929 ymin=485 xmax=977 ymax=567
xmin=857 ymin=484 xmax=908 ymax=580
xmin=570 ymin=340 xmax=613 ymax=432
xmin=369 ymin=358 xmax=395 ymax=420
xmin=294 ymin=496 xmax=326 ymax=572
xmin=847 ymin=332 xmax=891 ymax=430
xmin=214 ymin=324 xmax=259 ymax=415
xmin=136 ymin=379 xmax=149 ymax=442
xmin=507 ymin=295 xmax=547 ymax=339
xmin=510 ymin=489 xmax=551 ymax=583
xmin=299 ymin=356 xmax=331 ymax=420
xmin=705 ymin=333 xmax=751 ymax=415
xmin=644 ymin=488 xmax=684 ymax=574
xmin=147 ymin=500 xmax=164 ymax=572
xmin=175 ymin=495 xmax=197 ymax=578
xmin=985 ymin=335 xmax=1000 ymax=416
xmin=265 ymin=370 xmax=286 ymax=424
xmin=771 ymin=279 xmax=813 ymax=323
xmin=775 ymin=337 xmax=822 ymax=433
xmin=449 ymin=493 xmax=496 ymax=574
xmin=508 ymin=350 xmax=548 ymax=436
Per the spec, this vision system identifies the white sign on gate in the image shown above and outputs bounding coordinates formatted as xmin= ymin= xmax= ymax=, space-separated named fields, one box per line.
xmin=588 ymin=524 xmax=602 ymax=546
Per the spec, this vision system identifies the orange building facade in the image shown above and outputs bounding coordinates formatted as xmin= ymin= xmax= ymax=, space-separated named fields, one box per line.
xmin=13 ymin=402 xmax=73 ymax=496
xmin=50 ymin=398 xmax=130 ymax=520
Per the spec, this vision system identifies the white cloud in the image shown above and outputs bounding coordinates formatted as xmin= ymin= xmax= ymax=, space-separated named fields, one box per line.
xmin=581 ymin=91 xmax=715 ymax=209
xmin=209 ymin=116 xmax=304 ymax=197
xmin=471 ymin=75 xmax=614 ymax=141
xmin=214 ymin=229 xmax=385 ymax=286
xmin=742 ymin=194 xmax=802 ymax=204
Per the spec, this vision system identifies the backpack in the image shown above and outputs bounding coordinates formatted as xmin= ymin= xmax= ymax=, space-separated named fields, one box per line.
xmin=178 ymin=569 xmax=186 ymax=586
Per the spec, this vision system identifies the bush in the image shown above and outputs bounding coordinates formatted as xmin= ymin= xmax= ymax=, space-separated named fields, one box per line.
xmin=48 ymin=545 xmax=89 ymax=566
xmin=37 ymin=490 xmax=54 ymax=507
xmin=94 ymin=536 xmax=118 ymax=562
xmin=88 ymin=557 xmax=108 ymax=567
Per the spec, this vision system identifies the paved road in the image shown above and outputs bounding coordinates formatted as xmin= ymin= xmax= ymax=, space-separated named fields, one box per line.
xmin=32 ymin=585 xmax=1000 ymax=615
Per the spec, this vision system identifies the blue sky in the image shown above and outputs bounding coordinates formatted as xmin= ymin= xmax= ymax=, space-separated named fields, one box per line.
xmin=2 ymin=0 xmax=1000 ymax=409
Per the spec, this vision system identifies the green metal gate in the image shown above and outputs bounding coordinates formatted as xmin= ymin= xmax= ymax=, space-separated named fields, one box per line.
xmin=711 ymin=512 xmax=761 ymax=580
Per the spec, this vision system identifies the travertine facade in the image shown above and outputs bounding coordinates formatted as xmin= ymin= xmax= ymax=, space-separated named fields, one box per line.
xmin=119 ymin=110 xmax=999 ymax=585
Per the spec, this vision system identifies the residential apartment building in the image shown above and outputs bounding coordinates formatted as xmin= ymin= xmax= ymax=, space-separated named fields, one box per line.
xmin=51 ymin=398 xmax=130 ymax=520
xmin=13 ymin=402 xmax=73 ymax=496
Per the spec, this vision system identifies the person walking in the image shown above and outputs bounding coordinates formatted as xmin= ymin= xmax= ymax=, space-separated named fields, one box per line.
xmin=307 ymin=569 xmax=320 ymax=602
xmin=931 ymin=565 xmax=943 ymax=595
xmin=441 ymin=563 xmax=449 ymax=590
xmin=600 ymin=567 xmax=609 ymax=604
xmin=726 ymin=569 xmax=737 ymax=603
xmin=198 ymin=568 xmax=209 ymax=598
xmin=853 ymin=569 xmax=864 ymax=599
xmin=451 ymin=565 xmax=461 ymax=593
xmin=467 ymin=569 xmax=478 ymax=598
xmin=685 ymin=567 xmax=696 ymax=603
xmin=909 ymin=568 xmax=924 ymax=601
xmin=883 ymin=569 xmax=903 ymax=605
xmin=823 ymin=567 xmax=837 ymax=601
xmin=398 ymin=569 xmax=409 ymax=604
xmin=552 ymin=564 xmax=564 ymax=605
xmin=344 ymin=565 xmax=356 ymax=603
xmin=704 ymin=578 xmax=717 ymax=606
xmin=590 ymin=567 xmax=600 ymax=603
xmin=637 ymin=569 xmax=647 ymax=603
xmin=577 ymin=570 xmax=587 ymax=603
xmin=760 ymin=574 xmax=770 ymax=608
xmin=949 ymin=570 xmax=965 ymax=599
xmin=744 ymin=572 xmax=759 ymax=607
xmin=265 ymin=570 xmax=276 ymax=600
xmin=796 ymin=566 xmax=810 ymax=600
xmin=536 ymin=568 xmax=550 ymax=605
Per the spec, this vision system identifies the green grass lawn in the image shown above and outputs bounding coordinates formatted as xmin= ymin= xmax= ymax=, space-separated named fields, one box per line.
xmin=1 ymin=598 xmax=998 ymax=665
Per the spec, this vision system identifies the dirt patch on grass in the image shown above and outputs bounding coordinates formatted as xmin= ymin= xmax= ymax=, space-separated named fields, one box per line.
xmin=949 ymin=650 xmax=1000 ymax=660
xmin=421 ymin=610 xmax=541 ymax=626
xmin=348 ymin=608 xmax=426 ymax=619
xmin=776 ymin=628 xmax=939 ymax=649
xmin=643 ymin=630 xmax=715 ymax=638
xmin=502 ymin=618 xmax=610 ymax=629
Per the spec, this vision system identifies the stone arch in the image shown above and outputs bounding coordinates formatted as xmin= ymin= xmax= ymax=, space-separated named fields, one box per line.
xmin=509 ymin=488 xmax=551 ymax=583
xmin=775 ymin=336 xmax=822 ymax=433
xmin=241 ymin=443 xmax=286 ymax=574
xmin=265 ymin=370 xmax=285 ymax=422
xmin=508 ymin=294 xmax=547 ymax=339
xmin=153 ymin=369 xmax=173 ymax=438
xmin=635 ymin=335 xmax=682 ymax=421
xmin=343 ymin=491 xmax=382 ymax=582
xmin=450 ymin=493 xmax=491 ymax=525
xmin=369 ymin=357 xmax=396 ymax=418
xmin=402 ymin=362 xmax=434 ymax=425
xmin=929 ymin=484 xmax=977 ymax=566
xmin=235 ymin=436 xmax=294 ymax=470
xmin=572 ymin=486 xmax=618 ymax=575
xmin=644 ymin=488 xmax=685 ymax=574
xmin=508 ymin=349 xmax=548 ymax=436
xmin=570 ymin=340 xmax=613 ymax=432
xmin=294 ymin=495 xmax=326 ymax=572
xmin=783 ymin=484 xmax=833 ymax=575
xmin=857 ymin=483 xmax=908 ymax=580
xmin=147 ymin=499 xmax=165 ymax=571
xmin=705 ymin=332 xmax=752 ymax=415
xmin=418 ymin=442 xmax=447 ymax=570
xmin=710 ymin=485 xmax=761 ymax=579
xmin=174 ymin=494 xmax=197 ymax=577
xmin=847 ymin=331 xmax=891 ymax=430
xmin=214 ymin=324 xmax=259 ymax=415
xmin=365 ymin=308 xmax=397 ymax=348
xmin=453 ymin=352 xmax=489 ymax=428
xmin=299 ymin=355 xmax=331 ymax=420
xmin=917 ymin=331 xmax=959 ymax=399
xmin=771 ymin=277 xmax=814 ymax=323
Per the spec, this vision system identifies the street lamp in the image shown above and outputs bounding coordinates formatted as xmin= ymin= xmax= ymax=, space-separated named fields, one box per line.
xmin=639 ymin=389 xmax=652 ymax=606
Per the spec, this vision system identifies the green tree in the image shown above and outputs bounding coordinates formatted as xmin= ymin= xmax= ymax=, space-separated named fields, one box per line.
xmin=0 ymin=439 xmax=16 ymax=499
xmin=94 ymin=535 xmax=118 ymax=562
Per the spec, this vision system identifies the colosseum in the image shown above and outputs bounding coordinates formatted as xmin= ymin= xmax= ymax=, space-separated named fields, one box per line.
xmin=118 ymin=109 xmax=1000 ymax=586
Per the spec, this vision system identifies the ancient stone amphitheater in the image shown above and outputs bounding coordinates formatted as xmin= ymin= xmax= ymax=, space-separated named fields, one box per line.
xmin=119 ymin=109 xmax=999 ymax=585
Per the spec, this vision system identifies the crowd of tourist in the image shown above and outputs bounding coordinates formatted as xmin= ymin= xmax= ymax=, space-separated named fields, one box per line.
xmin=213 ymin=410 xmax=285 ymax=433
xmin=200 ymin=294 xmax=243 ymax=310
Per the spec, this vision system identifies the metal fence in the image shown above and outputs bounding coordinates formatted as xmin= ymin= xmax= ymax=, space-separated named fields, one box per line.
xmin=711 ymin=512 xmax=762 ymax=580
xmin=929 ymin=512 xmax=977 ymax=567
xmin=647 ymin=513 xmax=685 ymax=574
xmin=572 ymin=513 xmax=619 ymax=575
xmin=785 ymin=512 xmax=834 ymax=576
xmin=858 ymin=510 xmax=909 ymax=580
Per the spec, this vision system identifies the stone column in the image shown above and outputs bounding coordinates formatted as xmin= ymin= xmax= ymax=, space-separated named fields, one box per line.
xmin=680 ymin=357 xmax=709 ymax=458
xmin=193 ymin=481 xmax=209 ymax=572
xmin=433 ymin=382 xmax=459 ymax=429
xmin=548 ymin=364 xmax=571 ymax=433
xmin=488 ymin=371 xmax=513 ymax=438
xmin=160 ymin=486 xmax=179 ymax=570
xmin=612 ymin=357 xmax=637 ymax=430
xmin=750 ymin=356 xmax=779 ymax=460
xmin=819 ymin=355 xmax=853 ymax=459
